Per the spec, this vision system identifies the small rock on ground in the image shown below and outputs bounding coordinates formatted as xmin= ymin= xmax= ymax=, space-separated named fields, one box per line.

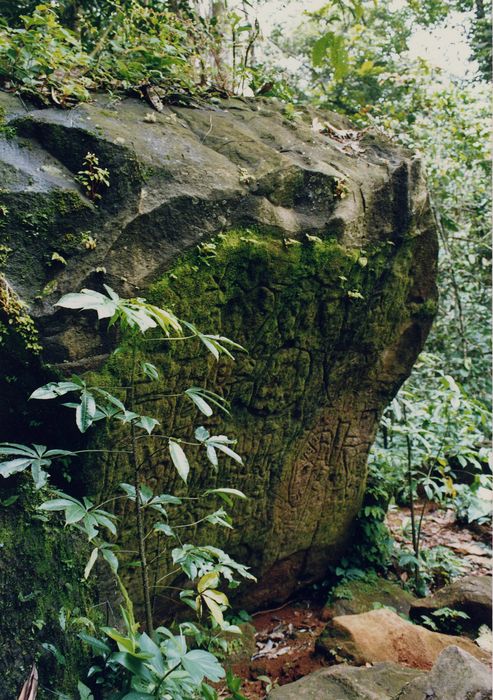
xmin=317 ymin=608 xmax=490 ymax=669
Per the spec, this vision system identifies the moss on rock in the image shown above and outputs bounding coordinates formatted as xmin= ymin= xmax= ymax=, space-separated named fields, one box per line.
xmin=0 ymin=95 xmax=438 ymax=614
xmin=0 ymin=488 xmax=97 ymax=699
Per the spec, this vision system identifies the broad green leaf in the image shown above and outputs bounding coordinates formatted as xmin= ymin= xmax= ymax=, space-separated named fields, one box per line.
xmin=120 ymin=482 xmax=137 ymax=499
xmin=0 ymin=443 xmax=38 ymax=456
xmin=93 ymin=512 xmax=117 ymax=535
xmin=76 ymin=391 xmax=97 ymax=433
xmin=101 ymin=548 xmax=119 ymax=573
xmin=202 ymin=594 xmax=224 ymax=625
xmin=84 ymin=547 xmax=99 ymax=579
xmin=312 ymin=31 xmax=333 ymax=66
xmin=78 ymin=632 xmax=111 ymax=655
xmin=64 ymin=503 xmax=86 ymax=524
xmin=154 ymin=522 xmax=175 ymax=537
xmin=82 ymin=513 xmax=99 ymax=540
xmin=0 ymin=457 xmax=32 ymax=478
xmin=169 ymin=440 xmax=190 ymax=483
xmin=77 ymin=681 xmax=94 ymax=700
xmin=181 ymin=649 xmax=225 ymax=683
xmin=30 ymin=381 xmax=82 ymax=400
xmin=197 ymin=571 xmax=219 ymax=593
xmin=39 ymin=497 xmax=80 ymax=511
xmin=138 ymin=631 xmax=165 ymax=676
xmin=30 ymin=460 xmax=49 ymax=490
xmin=103 ymin=630 xmax=135 ymax=653
xmin=56 ymin=289 xmax=118 ymax=320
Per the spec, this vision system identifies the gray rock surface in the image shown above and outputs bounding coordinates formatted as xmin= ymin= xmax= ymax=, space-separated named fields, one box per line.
xmin=268 ymin=646 xmax=492 ymax=699
xmin=267 ymin=662 xmax=426 ymax=699
xmin=399 ymin=645 xmax=492 ymax=700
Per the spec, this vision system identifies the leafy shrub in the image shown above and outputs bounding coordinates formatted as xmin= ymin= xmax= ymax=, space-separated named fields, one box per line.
xmin=0 ymin=285 xmax=252 ymax=698
xmin=0 ymin=3 xmax=212 ymax=105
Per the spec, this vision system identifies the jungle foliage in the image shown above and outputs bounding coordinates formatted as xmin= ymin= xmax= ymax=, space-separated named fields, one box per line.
xmin=0 ymin=0 xmax=491 ymax=692
xmin=1 ymin=287 xmax=252 ymax=698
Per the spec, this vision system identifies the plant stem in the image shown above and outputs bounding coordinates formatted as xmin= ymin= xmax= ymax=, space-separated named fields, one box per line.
xmin=403 ymin=403 xmax=420 ymax=589
xmin=129 ymin=341 xmax=154 ymax=635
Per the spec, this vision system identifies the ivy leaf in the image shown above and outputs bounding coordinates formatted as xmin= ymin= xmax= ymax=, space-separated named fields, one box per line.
xmin=169 ymin=441 xmax=190 ymax=483
xmin=0 ymin=457 xmax=33 ymax=478
xmin=185 ymin=389 xmax=213 ymax=417
xmin=136 ymin=415 xmax=159 ymax=434
xmin=195 ymin=426 xmax=210 ymax=443
xmin=205 ymin=508 xmax=233 ymax=529
xmin=204 ymin=488 xmax=246 ymax=500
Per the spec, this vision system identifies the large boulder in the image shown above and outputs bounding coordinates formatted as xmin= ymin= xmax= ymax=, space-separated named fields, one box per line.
xmin=268 ymin=662 xmax=426 ymax=700
xmin=0 ymin=93 xmax=438 ymax=609
xmin=400 ymin=645 xmax=493 ymax=700
xmin=268 ymin=646 xmax=492 ymax=700
xmin=317 ymin=608 xmax=490 ymax=668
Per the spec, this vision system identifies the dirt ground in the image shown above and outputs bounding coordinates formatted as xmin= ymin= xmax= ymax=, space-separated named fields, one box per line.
xmin=216 ymin=503 xmax=491 ymax=700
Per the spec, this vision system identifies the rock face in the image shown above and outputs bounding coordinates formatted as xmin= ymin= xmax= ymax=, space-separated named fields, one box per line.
xmin=268 ymin=662 xmax=426 ymax=700
xmin=268 ymin=646 xmax=492 ymax=700
xmin=317 ymin=608 xmax=490 ymax=669
xmin=0 ymin=93 xmax=438 ymax=608
xmin=410 ymin=574 xmax=492 ymax=629
xmin=401 ymin=645 xmax=493 ymax=700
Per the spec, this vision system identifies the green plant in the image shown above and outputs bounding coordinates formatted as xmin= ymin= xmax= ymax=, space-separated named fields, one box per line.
xmin=0 ymin=284 xmax=253 ymax=698
xmin=368 ymin=353 xmax=490 ymax=593
xmin=420 ymin=606 xmax=470 ymax=634
xmin=75 ymin=153 xmax=110 ymax=203
xmin=397 ymin=545 xmax=464 ymax=592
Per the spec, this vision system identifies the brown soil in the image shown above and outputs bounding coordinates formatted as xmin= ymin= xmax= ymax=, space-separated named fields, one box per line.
xmin=386 ymin=502 xmax=492 ymax=581
xmin=228 ymin=599 xmax=329 ymax=699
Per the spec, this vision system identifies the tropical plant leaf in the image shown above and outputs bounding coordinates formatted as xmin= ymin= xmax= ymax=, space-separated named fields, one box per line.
xmin=169 ymin=441 xmax=190 ymax=482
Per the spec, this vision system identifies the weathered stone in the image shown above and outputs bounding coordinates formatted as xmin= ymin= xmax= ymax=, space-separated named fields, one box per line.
xmin=0 ymin=93 xmax=438 ymax=611
xmin=399 ymin=645 xmax=492 ymax=700
xmin=267 ymin=663 xmax=426 ymax=699
xmin=410 ymin=575 xmax=492 ymax=629
xmin=323 ymin=577 xmax=416 ymax=620
xmin=317 ymin=608 xmax=490 ymax=668
xmin=268 ymin=645 xmax=492 ymax=700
